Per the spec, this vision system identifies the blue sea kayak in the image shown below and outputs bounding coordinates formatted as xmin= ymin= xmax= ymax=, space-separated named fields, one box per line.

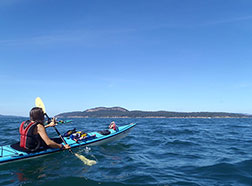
xmin=0 ymin=123 xmax=136 ymax=165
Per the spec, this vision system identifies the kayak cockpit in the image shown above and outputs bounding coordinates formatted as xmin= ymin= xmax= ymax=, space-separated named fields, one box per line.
xmin=10 ymin=138 xmax=63 ymax=154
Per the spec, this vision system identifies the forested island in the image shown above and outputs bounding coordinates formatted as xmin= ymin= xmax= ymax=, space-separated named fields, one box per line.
xmin=56 ymin=107 xmax=252 ymax=118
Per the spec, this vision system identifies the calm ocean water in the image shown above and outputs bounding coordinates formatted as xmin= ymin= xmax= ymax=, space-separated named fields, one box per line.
xmin=0 ymin=117 xmax=251 ymax=186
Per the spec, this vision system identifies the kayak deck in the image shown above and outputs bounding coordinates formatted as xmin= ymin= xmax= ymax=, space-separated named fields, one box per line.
xmin=0 ymin=123 xmax=136 ymax=164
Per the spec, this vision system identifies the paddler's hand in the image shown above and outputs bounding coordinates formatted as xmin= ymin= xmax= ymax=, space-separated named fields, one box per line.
xmin=62 ymin=144 xmax=71 ymax=149
xmin=45 ymin=117 xmax=57 ymax=128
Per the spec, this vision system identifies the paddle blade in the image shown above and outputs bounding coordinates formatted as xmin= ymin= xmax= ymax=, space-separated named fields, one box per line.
xmin=35 ymin=97 xmax=46 ymax=113
xmin=75 ymin=153 xmax=96 ymax=166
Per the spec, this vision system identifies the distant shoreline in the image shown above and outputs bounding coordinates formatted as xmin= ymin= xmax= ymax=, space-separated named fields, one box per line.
xmin=0 ymin=115 xmax=251 ymax=119
xmin=1 ymin=106 xmax=251 ymax=119
xmin=62 ymin=116 xmax=251 ymax=119
xmin=56 ymin=107 xmax=252 ymax=119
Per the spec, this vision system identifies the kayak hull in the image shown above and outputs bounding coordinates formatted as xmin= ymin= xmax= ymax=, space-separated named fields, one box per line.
xmin=88 ymin=125 xmax=132 ymax=146
xmin=0 ymin=123 xmax=136 ymax=165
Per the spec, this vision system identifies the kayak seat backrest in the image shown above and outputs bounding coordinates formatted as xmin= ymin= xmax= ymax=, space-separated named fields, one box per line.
xmin=98 ymin=130 xmax=111 ymax=135
xmin=10 ymin=138 xmax=63 ymax=154
xmin=11 ymin=142 xmax=32 ymax=153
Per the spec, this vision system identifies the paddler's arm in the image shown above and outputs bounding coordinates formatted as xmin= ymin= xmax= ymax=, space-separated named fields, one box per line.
xmin=37 ymin=124 xmax=68 ymax=149
xmin=44 ymin=117 xmax=57 ymax=128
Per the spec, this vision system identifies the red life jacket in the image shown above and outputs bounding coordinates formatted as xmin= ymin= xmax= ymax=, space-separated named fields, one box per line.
xmin=19 ymin=120 xmax=41 ymax=151
xmin=109 ymin=122 xmax=119 ymax=131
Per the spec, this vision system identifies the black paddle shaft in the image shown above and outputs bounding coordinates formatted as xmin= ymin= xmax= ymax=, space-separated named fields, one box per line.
xmin=43 ymin=114 xmax=66 ymax=145
xmin=44 ymin=113 xmax=51 ymax=123
xmin=53 ymin=126 xmax=65 ymax=143
xmin=53 ymin=126 xmax=74 ymax=154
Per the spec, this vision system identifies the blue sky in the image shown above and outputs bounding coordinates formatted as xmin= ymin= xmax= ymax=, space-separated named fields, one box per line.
xmin=0 ymin=0 xmax=252 ymax=116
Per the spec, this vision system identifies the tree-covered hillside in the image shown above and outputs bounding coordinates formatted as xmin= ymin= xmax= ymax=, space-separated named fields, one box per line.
xmin=56 ymin=107 xmax=252 ymax=118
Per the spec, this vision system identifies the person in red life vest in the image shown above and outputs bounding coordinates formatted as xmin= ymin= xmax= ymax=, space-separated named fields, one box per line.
xmin=109 ymin=121 xmax=119 ymax=132
xmin=19 ymin=107 xmax=70 ymax=151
